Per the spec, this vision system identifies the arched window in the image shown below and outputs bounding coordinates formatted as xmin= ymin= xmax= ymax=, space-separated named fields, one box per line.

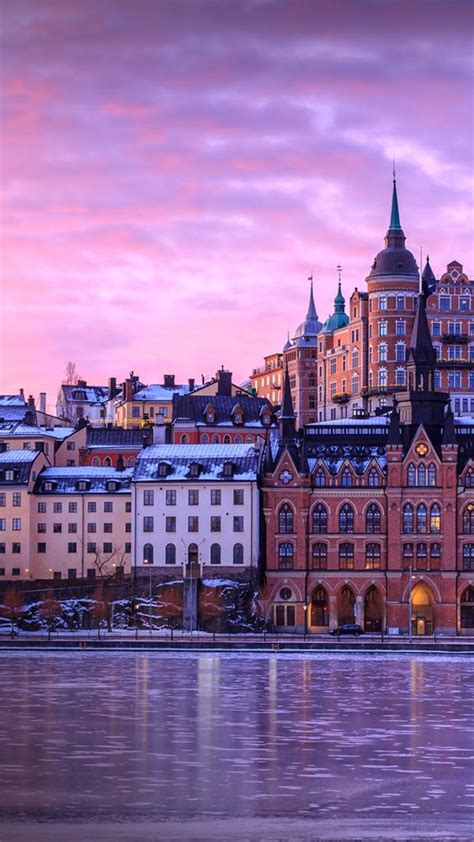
xmin=463 ymin=544 xmax=474 ymax=571
xmin=368 ymin=468 xmax=380 ymax=487
xmin=339 ymin=503 xmax=354 ymax=534
xmin=92 ymin=456 xmax=100 ymax=467
xmin=463 ymin=503 xmax=474 ymax=534
xmin=235 ymin=434 xmax=242 ymax=443
xmin=430 ymin=543 xmax=441 ymax=567
xmin=165 ymin=543 xmax=175 ymax=565
xmin=416 ymin=542 xmax=427 ymax=569
xmin=104 ymin=456 xmax=112 ymax=467
xmin=428 ymin=464 xmax=436 ymax=486
xmin=233 ymin=543 xmax=244 ymax=565
xmin=188 ymin=543 xmax=199 ymax=564
xmin=127 ymin=456 xmax=136 ymax=467
xmin=278 ymin=543 xmax=294 ymax=569
xmin=461 ymin=587 xmax=474 ymax=629
xmin=311 ymin=586 xmax=329 ymax=627
xmin=417 ymin=465 xmax=426 ymax=487
xmin=407 ymin=464 xmax=416 ymax=487
xmin=416 ymin=503 xmax=427 ymax=533
xmin=403 ymin=542 xmax=414 ymax=568
xmin=403 ymin=504 xmax=414 ymax=534
xmin=465 ymin=469 xmax=474 ymax=487
xmin=312 ymin=503 xmax=328 ymax=534
xmin=223 ymin=435 xmax=231 ymax=444
xmin=338 ymin=585 xmax=355 ymax=624
xmin=201 ymin=434 xmax=209 ymax=444
xmin=365 ymin=543 xmax=381 ymax=569
xmin=143 ymin=543 xmax=154 ymax=564
xmin=366 ymin=503 xmax=381 ymax=534
xmin=364 ymin=586 xmax=383 ymax=631
xmin=315 ymin=468 xmax=326 ymax=487
xmin=210 ymin=543 xmax=221 ymax=565
xmin=339 ymin=542 xmax=354 ymax=569
xmin=430 ymin=503 xmax=441 ymax=533
xmin=341 ymin=467 xmax=353 ymax=487
xmin=212 ymin=434 xmax=220 ymax=444
xmin=278 ymin=503 xmax=294 ymax=534
xmin=181 ymin=434 xmax=189 ymax=444
xmin=312 ymin=543 xmax=327 ymax=570
xmin=245 ymin=435 xmax=253 ymax=442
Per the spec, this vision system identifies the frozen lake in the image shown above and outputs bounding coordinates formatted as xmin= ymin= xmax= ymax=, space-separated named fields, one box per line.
xmin=0 ymin=652 xmax=473 ymax=841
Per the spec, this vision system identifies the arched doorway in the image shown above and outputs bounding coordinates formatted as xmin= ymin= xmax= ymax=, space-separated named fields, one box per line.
xmin=310 ymin=586 xmax=329 ymax=629
xmin=364 ymin=587 xmax=383 ymax=632
xmin=460 ymin=587 xmax=474 ymax=631
xmin=186 ymin=543 xmax=200 ymax=579
xmin=411 ymin=583 xmax=434 ymax=635
xmin=337 ymin=586 xmax=355 ymax=626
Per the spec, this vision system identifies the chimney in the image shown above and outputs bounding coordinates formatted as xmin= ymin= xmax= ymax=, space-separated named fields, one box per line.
xmin=108 ymin=377 xmax=117 ymax=399
xmin=19 ymin=388 xmax=24 ymax=399
xmin=216 ymin=369 xmax=232 ymax=397
xmin=39 ymin=393 xmax=46 ymax=413
xmin=125 ymin=379 xmax=134 ymax=401
xmin=188 ymin=378 xmax=195 ymax=391
xmin=116 ymin=454 xmax=125 ymax=472
xmin=77 ymin=380 xmax=87 ymax=388
xmin=164 ymin=374 xmax=175 ymax=388
xmin=142 ymin=434 xmax=148 ymax=449
xmin=27 ymin=394 xmax=35 ymax=409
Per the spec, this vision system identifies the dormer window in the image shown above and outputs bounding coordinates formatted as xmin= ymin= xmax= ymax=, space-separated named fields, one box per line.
xmin=231 ymin=403 xmax=244 ymax=425
xmin=43 ymin=480 xmax=54 ymax=492
xmin=5 ymin=470 xmax=14 ymax=482
xmin=188 ymin=462 xmax=201 ymax=478
xmin=106 ymin=480 xmax=118 ymax=492
xmin=157 ymin=462 xmax=171 ymax=478
xmin=203 ymin=403 xmax=216 ymax=424
xmin=76 ymin=479 xmax=91 ymax=492
xmin=223 ymin=462 xmax=234 ymax=478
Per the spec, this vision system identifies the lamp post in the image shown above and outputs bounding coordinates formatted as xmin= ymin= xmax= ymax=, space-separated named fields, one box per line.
xmin=408 ymin=564 xmax=413 ymax=642
xmin=143 ymin=557 xmax=153 ymax=636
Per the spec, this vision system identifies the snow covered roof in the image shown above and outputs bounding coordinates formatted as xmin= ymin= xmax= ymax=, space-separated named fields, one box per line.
xmin=35 ymin=466 xmax=133 ymax=494
xmin=60 ymin=385 xmax=109 ymax=404
xmin=134 ymin=443 xmax=260 ymax=482
xmin=172 ymin=394 xmax=276 ymax=427
xmin=0 ymin=394 xmax=26 ymax=406
xmin=133 ymin=384 xmax=190 ymax=402
xmin=0 ymin=450 xmax=43 ymax=484
xmin=0 ymin=450 xmax=40 ymax=464
xmin=86 ymin=427 xmax=152 ymax=448
xmin=0 ymin=422 xmax=61 ymax=439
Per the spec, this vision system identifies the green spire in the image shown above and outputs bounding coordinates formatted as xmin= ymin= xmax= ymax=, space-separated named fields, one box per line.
xmin=389 ymin=177 xmax=401 ymax=230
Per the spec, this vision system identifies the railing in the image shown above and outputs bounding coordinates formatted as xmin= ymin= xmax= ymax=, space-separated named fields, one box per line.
xmin=332 ymin=392 xmax=350 ymax=404
xmin=360 ymin=385 xmax=403 ymax=398
xmin=437 ymin=359 xmax=474 ymax=368
xmin=441 ymin=332 xmax=469 ymax=343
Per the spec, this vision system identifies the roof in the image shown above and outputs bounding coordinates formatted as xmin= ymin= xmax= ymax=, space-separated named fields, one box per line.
xmin=34 ymin=467 xmax=133 ymax=494
xmin=132 ymin=384 xmax=190 ymax=402
xmin=293 ymin=281 xmax=323 ymax=343
xmin=173 ymin=394 xmax=276 ymax=427
xmin=0 ymin=395 xmax=26 ymax=407
xmin=86 ymin=427 xmax=152 ymax=448
xmin=60 ymin=385 xmax=109 ymax=404
xmin=0 ymin=422 xmax=61 ymax=439
xmin=0 ymin=405 xmax=32 ymax=422
xmin=0 ymin=450 xmax=42 ymax=484
xmin=134 ymin=443 xmax=260 ymax=482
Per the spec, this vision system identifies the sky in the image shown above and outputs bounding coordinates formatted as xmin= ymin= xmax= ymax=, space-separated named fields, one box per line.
xmin=1 ymin=0 xmax=473 ymax=412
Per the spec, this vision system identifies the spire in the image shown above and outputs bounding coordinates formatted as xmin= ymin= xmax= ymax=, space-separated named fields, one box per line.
xmin=279 ymin=364 xmax=296 ymax=444
xmin=406 ymin=292 xmax=437 ymax=391
xmin=442 ymin=405 xmax=457 ymax=445
xmin=283 ymin=330 xmax=292 ymax=352
xmin=306 ymin=277 xmax=318 ymax=321
xmin=389 ymin=175 xmax=401 ymax=230
xmin=334 ymin=282 xmax=345 ymax=312
xmin=422 ymin=255 xmax=437 ymax=299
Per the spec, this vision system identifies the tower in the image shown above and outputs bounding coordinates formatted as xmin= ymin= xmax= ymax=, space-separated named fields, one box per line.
xmin=283 ymin=279 xmax=323 ymax=427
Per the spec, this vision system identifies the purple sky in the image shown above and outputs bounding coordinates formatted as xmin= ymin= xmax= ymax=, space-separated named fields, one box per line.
xmin=1 ymin=0 xmax=473 ymax=411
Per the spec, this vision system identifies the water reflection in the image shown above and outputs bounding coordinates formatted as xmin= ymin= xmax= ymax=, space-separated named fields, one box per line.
xmin=0 ymin=652 xmax=472 ymax=828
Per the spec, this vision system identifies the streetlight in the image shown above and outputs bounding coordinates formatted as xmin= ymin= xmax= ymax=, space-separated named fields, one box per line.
xmin=408 ymin=564 xmax=415 ymax=642
xmin=143 ymin=557 xmax=153 ymax=636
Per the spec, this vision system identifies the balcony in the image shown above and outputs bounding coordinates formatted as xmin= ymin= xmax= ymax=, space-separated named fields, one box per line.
xmin=332 ymin=392 xmax=350 ymax=404
xmin=437 ymin=359 xmax=474 ymax=369
xmin=361 ymin=385 xmax=403 ymax=398
xmin=441 ymin=332 xmax=469 ymax=343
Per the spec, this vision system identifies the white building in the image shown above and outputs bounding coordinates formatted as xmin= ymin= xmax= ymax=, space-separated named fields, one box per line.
xmin=133 ymin=444 xmax=262 ymax=574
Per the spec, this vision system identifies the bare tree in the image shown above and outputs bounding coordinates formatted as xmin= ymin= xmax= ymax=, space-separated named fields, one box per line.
xmin=2 ymin=585 xmax=23 ymax=638
xmin=63 ymin=361 xmax=81 ymax=385
xmin=87 ymin=544 xmax=126 ymax=632
xmin=39 ymin=589 xmax=61 ymax=641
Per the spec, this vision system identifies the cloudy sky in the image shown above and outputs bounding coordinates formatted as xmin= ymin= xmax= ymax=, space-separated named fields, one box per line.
xmin=1 ymin=0 xmax=473 ymax=410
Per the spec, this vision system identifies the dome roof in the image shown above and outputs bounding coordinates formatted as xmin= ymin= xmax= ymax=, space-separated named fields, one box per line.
xmin=283 ymin=332 xmax=292 ymax=352
xmin=292 ymin=281 xmax=323 ymax=344
xmin=322 ymin=281 xmax=349 ymax=334
xmin=367 ymin=178 xmax=419 ymax=280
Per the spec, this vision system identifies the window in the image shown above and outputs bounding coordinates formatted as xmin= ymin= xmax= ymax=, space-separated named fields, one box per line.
xmin=448 ymin=371 xmax=461 ymax=389
xmin=210 ymin=543 xmax=221 ymax=565
xmin=365 ymin=543 xmax=381 ymax=569
xmin=144 ymin=490 xmax=154 ymax=506
xmin=88 ymin=501 xmax=96 ymax=513
xmin=396 ymin=320 xmax=406 ymax=336
xmin=403 ymin=504 xmax=414 ymax=533
xmin=210 ymin=516 xmax=221 ymax=532
xmin=37 ymin=523 xmax=46 ymax=533
xmin=37 ymin=501 xmax=46 ymax=513
xmin=12 ymin=544 xmax=21 ymax=554
xmin=378 ymin=368 xmax=388 ymax=388
xmin=330 ymin=358 xmax=337 ymax=375
xmin=166 ymin=517 xmax=176 ymax=532
xmin=312 ymin=543 xmax=327 ymax=569
xmin=418 ymin=465 xmax=426 ymax=487
xmin=366 ymin=503 xmax=381 ymax=534
xmin=201 ymin=434 xmax=209 ymax=444
xmin=104 ymin=501 xmax=113 ymax=513
xmin=407 ymin=464 xmax=416 ymax=486
xmin=125 ymin=522 xmax=131 ymax=533
xmin=166 ymin=544 xmax=176 ymax=564
xmin=37 ymin=542 xmax=46 ymax=553
xmin=166 ymin=490 xmax=176 ymax=506
xmin=351 ymin=374 xmax=359 ymax=395
xmin=188 ymin=489 xmax=199 ymax=506
xmin=104 ymin=523 xmax=113 ymax=533
xmin=430 ymin=503 xmax=441 ymax=533
xmin=12 ymin=568 xmax=20 ymax=576
xmin=341 ymin=468 xmax=353 ymax=487
xmin=379 ymin=320 xmax=387 ymax=336
xmin=87 ymin=542 xmax=96 ymax=554
xmin=463 ymin=504 xmax=474 ymax=534
xmin=403 ymin=543 xmax=414 ymax=568
xmin=52 ymin=522 xmax=62 ymax=534
xmin=339 ymin=503 xmax=354 ymax=533
xmin=395 ymin=343 xmax=405 ymax=362
xmin=430 ymin=543 xmax=441 ymax=567
xmin=5 ymin=470 xmax=14 ymax=482
xmin=188 ymin=516 xmax=199 ymax=532
xmin=315 ymin=468 xmax=326 ymax=486
xmin=312 ymin=503 xmax=328 ymax=534
xmin=378 ymin=343 xmax=387 ymax=362
xmin=233 ymin=489 xmax=244 ymax=505
xmin=368 ymin=468 xmax=380 ymax=487
xmin=461 ymin=586 xmax=474 ymax=628
xmin=233 ymin=543 xmax=244 ymax=565
xmin=352 ymin=350 xmax=359 ymax=369
xmin=380 ymin=296 xmax=387 ymax=311
xmin=68 ymin=523 xmax=77 ymax=533
xmin=416 ymin=503 xmax=427 ymax=533
xmin=69 ymin=502 xmax=77 ymax=514
xmin=92 ymin=457 xmax=100 ymax=467
xmin=23 ymin=442 xmax=31 ymax=450
xmin=278 ymin=503 xmax=294 ymax=533
xmin=440 ymin=296 xmax=450 ymax=310
xmin=0 ymin=545 xmax=4 ymax=554
xmin=87 ymin=523 xmax=96 ymax=533
xmin=132 ymin=406 xmax=140 ymax=418
xmin=278 ymin=542 xmax=294 ymax=569
xmin=12 ymin=493 xmax=21 ymax=507
xmin=125 ymin=501 xmax=132 ymax=513
xmin=211 ymin=489 xmax=221 ymax=505
xmin=68 ymin=542 xmax=77 ymax=553
xmin=311 ymin=587 xmax=329 ymax=627
xmin=189 ymin=462 xmax=200 ymax=478
xmin=103 ymin=542 xmax=113 ymax=553
xmin=68 ymin=569 xmax=77 ymax=579
xmin=0 ymin=519 xmax=5 ymax=531
xmin=416 ymin=542 xmax=428 ymax=569
xmin=233 ymin=516 xmax=244 ymax=532
xmin=143 ymin=516 xmax=154 ymax=532
xmin=143 ymin=543 xmax=154 ymax=564
xmin=397 ymin=295 xmax=404 ymax=310
xmin=428 ymin=464 xmax=436 ymax=486
xmin=432 ymin=321 xmax=441 ymax=337
xmin=87 ymin=568 xmax=96 ymax=580
xmin=339 ymin=542 xmax=354 ymax=569
xmin=463 ymin=545 xmax=474 ymax=571
xmin=12 ymin=518 xmax=21 ymax=531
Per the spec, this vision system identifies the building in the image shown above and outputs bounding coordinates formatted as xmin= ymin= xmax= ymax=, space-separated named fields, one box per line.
xmin=260 ymin=296 xmax=474 ymax=636
xmin=133 ymin=443 xmax=261 ymax=576
xmin=56 ymin=381 xmax=111 ymax=424
xmin=0 ymin=421 xmax=85 ymax=466
xmin=79 ymin=425 xmax=153 ymax=468
xmin=113 ymin=374 xmax=191 ymax=429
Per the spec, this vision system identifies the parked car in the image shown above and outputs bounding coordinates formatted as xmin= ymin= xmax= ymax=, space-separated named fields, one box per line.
xmin=329 ymin=624 xmax=363 ymax=637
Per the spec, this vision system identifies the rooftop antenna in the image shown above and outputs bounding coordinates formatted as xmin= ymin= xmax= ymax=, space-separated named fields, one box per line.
xmin=337 ymin=264 xmax=342 ymax=285
xmin=419 ymin=246 xmax=423 ymax=294
xmin=393 ymin=155 xmax=396 ymax=181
